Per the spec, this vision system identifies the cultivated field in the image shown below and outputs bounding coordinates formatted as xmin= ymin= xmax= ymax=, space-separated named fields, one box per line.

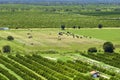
xmin=1 ymin=28 xmax=120 ymax=80
xmin=0 ymin=4 xmax=120 ymax=28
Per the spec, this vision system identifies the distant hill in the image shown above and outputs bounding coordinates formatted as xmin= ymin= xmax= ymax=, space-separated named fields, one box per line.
xmin=0 ymin=0 xmax=120 ymax=4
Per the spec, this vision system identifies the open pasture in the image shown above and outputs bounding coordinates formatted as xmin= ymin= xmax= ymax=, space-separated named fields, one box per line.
xmin=0 ymin=28 xmax=120 ymax=53
xmin=0 ymin=28 xmax=102 ymax=53
xmin=68 ymin=28 xmax=120 ymax=43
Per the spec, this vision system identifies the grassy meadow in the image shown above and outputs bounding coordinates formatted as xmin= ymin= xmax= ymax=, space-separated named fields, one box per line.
xmin=69 ymin=28 xmax=120 ymax=43
xmin=0 ymin=28 xmax=120 ymax=53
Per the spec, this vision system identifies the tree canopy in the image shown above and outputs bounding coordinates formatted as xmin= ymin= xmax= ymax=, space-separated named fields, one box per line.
xmin=103 ymin=42 xmax=115 ymax=53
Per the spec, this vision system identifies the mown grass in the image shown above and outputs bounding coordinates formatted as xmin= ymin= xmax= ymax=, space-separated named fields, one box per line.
xmin=0 ymin=28 xmax=119 ymax=53
xmin=68 ymin=28 xmax=120 ymax=43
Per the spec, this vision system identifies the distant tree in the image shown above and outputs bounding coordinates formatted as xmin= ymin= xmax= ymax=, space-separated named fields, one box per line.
xmin=114 ymin=8 xmax=120 ymax=11
xmin=61 ymin=25 xmax=65 ymax=30
xmin=52 ymin=8 xmax=56 ymax=12
xmin=2 ymin=45 xmax=11 ymax=53
xmin=27 ymin=33 xmax=31 ymax=35
xmin=73 ymin=26 xmax=76 ymax=29
xmin=98 ymin=24 xmax=103 ymax=29
xmin=88 ymin=47 xmax=97 ymax=53
xmin=103 ymin=42 xmax=115 ymax=53
xmin=78 ymin=26 xmax=81 ymax=29
xmin=15 ymin=27 xmax=19 ymax=29
xmin=28 ymin=36 xmax=33 ymax=39
xmin=65 ymin=9 xmax=69 ymax=11
xmin=95 ymin=9 xmax=101 ymax=12
xmin=7 ymin=36 xmax=14 ymax=41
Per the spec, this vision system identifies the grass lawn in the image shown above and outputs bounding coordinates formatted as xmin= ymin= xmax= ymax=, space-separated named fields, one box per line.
xmin=68 ymin=28 xmax=120 ymax=43
xmin=67 ymin=28 xmax=120 ymax=52
xmin=0 ymin=28 xmax=119 ymax=53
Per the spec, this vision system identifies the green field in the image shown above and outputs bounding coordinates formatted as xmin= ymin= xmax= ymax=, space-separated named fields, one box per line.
xmin=68 ymin=28 xmax=120 ymax=43
xmin=0 ymin=28 xmax=120 ymax=53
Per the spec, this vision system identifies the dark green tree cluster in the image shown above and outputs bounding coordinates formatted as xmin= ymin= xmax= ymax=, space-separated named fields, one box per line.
xmin=88 ymin=41 xmax=115 ymax=53
xmin=103 ymin=42 xmax=115 ymax=53
xmin=7 ymin=36 xmax=14 ymax=41
xmin=88 ymin=47 xmax=97 ymax=53
xmin=61 ymin=25 xmax=65 ymax=30
xmin=2 ymin=45 xmax=11 ymax=53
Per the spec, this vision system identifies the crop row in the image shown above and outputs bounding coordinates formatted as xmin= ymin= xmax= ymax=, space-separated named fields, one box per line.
xmin=1 ymin=54 xmax=119 ymax=80
xmin=0 ymin=56 xmax=44 ymax=80
xmin=81 ymin=53 xmax=120 ymax=68
xmin=0 ymin=65 xmax=18 ymax=80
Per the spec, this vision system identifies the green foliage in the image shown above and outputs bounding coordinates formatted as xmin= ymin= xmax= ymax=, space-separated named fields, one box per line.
xmin=0 ymin=66 xmax=18 ymax=80
xmin=61 ymin=25 xmax=65 ymax=30
xmin=0 ymin=74 xmax=7 ymax=80
xmin=2 ymin=45 xmax=11 ymax=53
xmin=88 ymin=47 xmax=97 ymax=53
xmin=7 ymin=36 xmax=14 ymax=41
xmin=98 ymin=24 xmax=103 ymax=29
xmin=103 ymin=42 xmax=115 ymax=53
xmin=0 ymin=56 xmax=43 ymax=80
xmin=110 ymin=76 xmax=120 ymax=80
xmin=1 ymin=54 xmax=120 ymax=79
xmin=81 ymin=52 xmax=120 ymax=76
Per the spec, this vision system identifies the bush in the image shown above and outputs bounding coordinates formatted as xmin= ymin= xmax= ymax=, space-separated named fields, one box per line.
xmin=61 ymin=25 xmax=65 ymax=30
xmin=7 ymin=36 xmax=14 ymax=41
xmin=72 ymin=26 xmax=76 ymax=29
xmin=103 ymin=42 xmax=115 ymax=53
xmin=78 ymin=26 xmax=81 ymax=29
xmin=2 ymin=45 xmax=11 ymax=53
xmin=88 ymin=47 xmax=97 ymax=53
xmin=98 ymin=24 xmax=103 ymax=29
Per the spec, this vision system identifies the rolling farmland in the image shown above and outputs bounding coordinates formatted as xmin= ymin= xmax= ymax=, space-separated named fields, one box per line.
xmin=0 ymin=3 xmax=120 ymax=80
xmin=0 ymin=28 xmax=120 ymax=80
xmin=0 ymin=54 xmax=120 ymax=80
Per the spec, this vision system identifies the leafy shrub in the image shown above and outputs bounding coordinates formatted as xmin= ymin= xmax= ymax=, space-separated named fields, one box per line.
xmin=98 ymin=24 xmax=103 ymax=29
xmin=7 ymin=36 xmax=14 ymax=41
xmin=88 ymin=47 xmax=97 ymax=53
xmin=61 ymin=25 xmax=65 ymax=30
xmin=2 ymin=45 xmax=11 ymax=53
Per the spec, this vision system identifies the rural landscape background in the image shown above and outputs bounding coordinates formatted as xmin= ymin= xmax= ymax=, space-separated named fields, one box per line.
xmin=0 ymin=0 xmax=120 ymax=80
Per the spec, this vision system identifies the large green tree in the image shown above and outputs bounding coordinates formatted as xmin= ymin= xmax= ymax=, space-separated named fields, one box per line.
xmin=103 ymin=42 xmax=115 ymax=53
xmin=61 ymin=25 xmax=65 ymax=30
xmin=2 ymin=45 xmax=11 ymax=53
